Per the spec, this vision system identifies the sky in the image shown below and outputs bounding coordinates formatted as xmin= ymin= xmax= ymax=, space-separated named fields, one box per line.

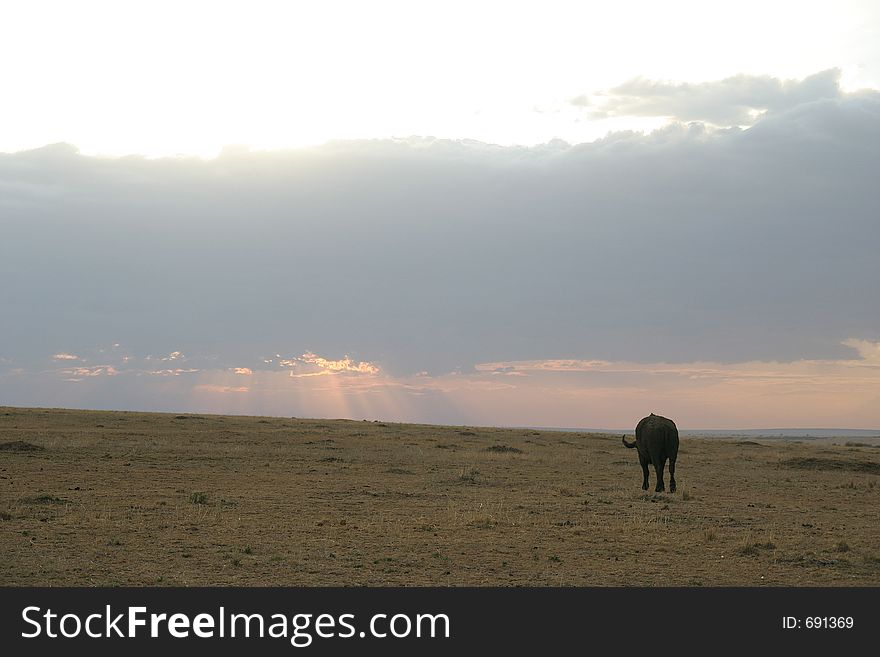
xmin=1 ymin=1 xmax=879 ymax=429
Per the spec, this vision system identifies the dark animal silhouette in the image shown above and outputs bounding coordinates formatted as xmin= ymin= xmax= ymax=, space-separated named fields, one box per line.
xmin=622 ymin=413 xmax=679 ymax=492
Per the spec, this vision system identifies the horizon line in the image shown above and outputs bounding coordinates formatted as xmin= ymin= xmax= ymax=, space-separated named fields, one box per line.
xmin=3 ymin=405 xmax=878 ymax=436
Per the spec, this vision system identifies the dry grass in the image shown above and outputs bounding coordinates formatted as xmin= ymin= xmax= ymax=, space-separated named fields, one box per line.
xmin=1 ymin=406 xmax=878 ymax=586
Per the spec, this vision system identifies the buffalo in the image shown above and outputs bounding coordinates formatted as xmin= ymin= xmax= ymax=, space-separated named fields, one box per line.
xmin=622 ymin=413 xmax=679 ymax=492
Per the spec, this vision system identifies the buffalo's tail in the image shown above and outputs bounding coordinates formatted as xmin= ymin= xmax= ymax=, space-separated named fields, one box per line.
xmin=622 ymin=435 xmax=637 ymax=448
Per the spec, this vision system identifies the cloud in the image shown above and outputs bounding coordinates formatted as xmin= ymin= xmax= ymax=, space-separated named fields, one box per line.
xmin=1 ymin=86 xmax=879 ymax=428
xmin=574 ymin=69 xmax=844 ymax=126
xmin=59 ymin=365 xmax=118 ymax=379
xmin=194 ymin=384 xmax=249 ymax=394
xmin=297 ymin=352 xmax=379 ymax=375
xmin=842 ymin=338 xmax=880 ymax=364
xmin=147 ymin=368 xmax=199 ymax=376
xmin=274 ymin=353 xmax=380 ymax=377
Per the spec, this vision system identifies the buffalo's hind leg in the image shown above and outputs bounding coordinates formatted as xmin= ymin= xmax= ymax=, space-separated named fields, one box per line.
xmin=653 ymin=457 xmax=666 ymax=493
xmin=669 ymin=458 xmax=677 ymax=493
xmin=639 ymin=453 xmax=649 ymax=491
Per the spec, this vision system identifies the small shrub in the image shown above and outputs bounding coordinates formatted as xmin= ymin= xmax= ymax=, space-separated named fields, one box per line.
xmin=470 ymin=519 xmax=495 ymax=529
xmin=458 ymin=467 xmax=480 ymax=484
xmin=0 ymin=441 xmax=44 ymax=452
xmin=739 ymin=545 xmax=759 ymax=557
xmin=30 ymin=495 xmax=66 ymax=505
xmin=485 ymin=445 xmax=523 ymax=454
xmin=738 ymin=534 xmax=775 ymax=556
xmin=703 ymin=527 xmax=716 ymax=541
xmin=189 ymin=492 xmax=208 ymax=505
xmin=835 ymin=541 xmax=850 ymax=553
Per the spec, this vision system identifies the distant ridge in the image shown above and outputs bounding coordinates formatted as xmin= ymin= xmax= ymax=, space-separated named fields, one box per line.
xmin=680 ymin=428 xmax=880 ymax=439
xmin=526 ymin=426 xmax=880 ymax=439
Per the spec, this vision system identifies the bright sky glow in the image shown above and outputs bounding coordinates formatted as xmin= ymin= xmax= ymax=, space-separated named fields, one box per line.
xmin=2 ymin=0 xmax=878 ymax=156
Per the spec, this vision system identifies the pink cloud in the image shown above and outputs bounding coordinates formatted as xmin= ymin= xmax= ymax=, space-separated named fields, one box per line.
xmin=60 ymin=365 xmax=118 ymax=378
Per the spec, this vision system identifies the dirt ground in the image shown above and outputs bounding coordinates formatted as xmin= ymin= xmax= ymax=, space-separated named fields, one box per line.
xmin=1 ymin=406 xmax=878 ymax=586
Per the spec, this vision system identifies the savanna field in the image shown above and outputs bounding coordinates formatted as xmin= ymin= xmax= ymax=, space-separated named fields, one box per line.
xmin=1 ymin=407 xmax=878 ymax=586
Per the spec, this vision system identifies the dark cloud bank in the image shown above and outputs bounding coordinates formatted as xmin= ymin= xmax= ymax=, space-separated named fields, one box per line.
xmin=1 ymin=85 xmax=878 ymax=390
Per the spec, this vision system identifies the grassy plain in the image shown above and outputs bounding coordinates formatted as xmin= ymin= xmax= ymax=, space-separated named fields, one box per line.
xmin=1 ymin=406 xmax=878 ymax=586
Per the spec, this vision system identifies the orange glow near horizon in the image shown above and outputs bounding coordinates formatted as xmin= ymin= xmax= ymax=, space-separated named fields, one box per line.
xmin=174 ymin=342 xmax=880 ymax=429
xmin=24 ymin=342 xmax=880 ymax=429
